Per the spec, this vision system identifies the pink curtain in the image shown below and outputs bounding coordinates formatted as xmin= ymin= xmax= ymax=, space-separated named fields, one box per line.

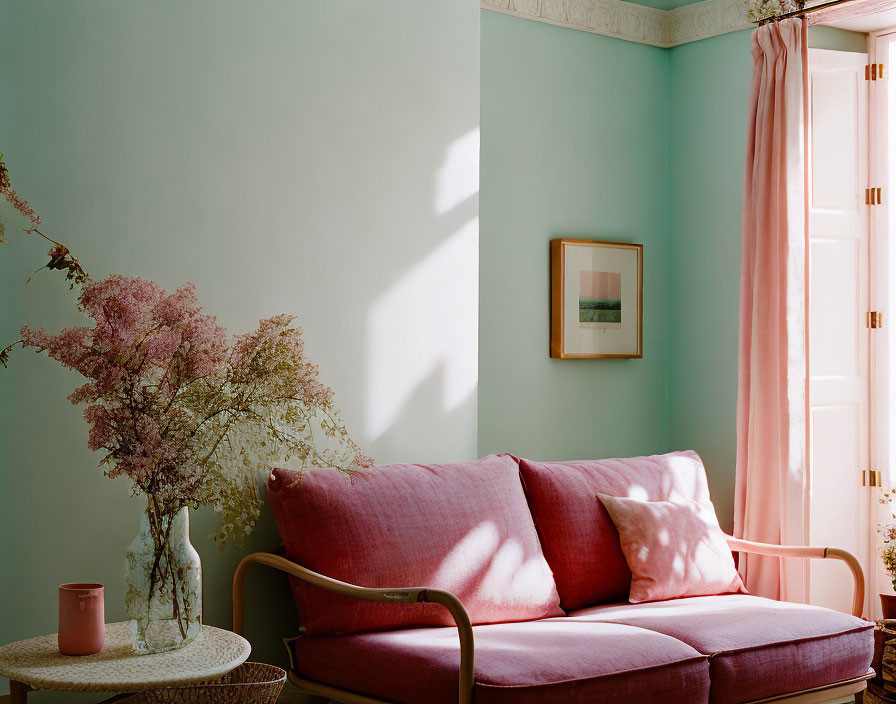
xmin=734 ymin=18 xmax=809 ymax=602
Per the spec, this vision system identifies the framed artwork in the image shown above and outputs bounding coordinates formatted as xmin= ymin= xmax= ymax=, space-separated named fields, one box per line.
xmin=550 ymin=238 xmax=643 ymax=359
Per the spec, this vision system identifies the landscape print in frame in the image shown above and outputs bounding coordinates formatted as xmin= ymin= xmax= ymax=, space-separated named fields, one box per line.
xmin=550 ymin=239 xmax=643 ymax=359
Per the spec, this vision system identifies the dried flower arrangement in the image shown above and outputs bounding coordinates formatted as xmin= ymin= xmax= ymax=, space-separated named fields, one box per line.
xmin=20 ymin=277 xmax=372 ymax=546
xmin=744 ymin=0 xmax=799 ymax=23
xmin=1 ymin=150 xmax=372 ymax=651
xmin=1 ymin=153 xmax=90 ymax=370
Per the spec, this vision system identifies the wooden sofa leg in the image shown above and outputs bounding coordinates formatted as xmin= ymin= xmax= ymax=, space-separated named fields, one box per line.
xmin=856 ymin=691 xmax=864 ymax=703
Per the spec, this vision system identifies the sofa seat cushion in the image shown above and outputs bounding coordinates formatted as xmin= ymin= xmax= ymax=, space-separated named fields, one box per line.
xmin=268 ymin=455 xmax=563 ymax=636
xmin=519 ymin=451 xmax=715 ymax=609
xmin=566 ymin=594 xmax=873 ymax=704
xmin=293 ymin=619 xmax=710 ymax=704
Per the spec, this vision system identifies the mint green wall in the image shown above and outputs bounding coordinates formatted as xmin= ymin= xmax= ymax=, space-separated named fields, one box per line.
xmin=479 ymin=11 xmax=750 ymax=524
xmin=479 ymin=16 xmax=870 ymax=535
xmin=479 ymin=10 xmax=670 ymax=462
xmin=667 ymin=30 xmax=753 ymax=533
xmin=0 ymin=1 xmax=478 ymax=700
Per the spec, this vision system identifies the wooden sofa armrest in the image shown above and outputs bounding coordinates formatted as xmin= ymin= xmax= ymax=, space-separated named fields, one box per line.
xmin=232 ymin=552 xmax=475 ymax=704
xmin=725 ymin=536 xmax=865 ymax=617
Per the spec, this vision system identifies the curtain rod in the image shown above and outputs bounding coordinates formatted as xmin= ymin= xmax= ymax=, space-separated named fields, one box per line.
xmin=758 ymin=0 xmax=857 ymax=23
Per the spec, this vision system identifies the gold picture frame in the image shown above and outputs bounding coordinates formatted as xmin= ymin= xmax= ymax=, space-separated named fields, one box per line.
xmin=550 ymin=238 xmax=643 ymax=359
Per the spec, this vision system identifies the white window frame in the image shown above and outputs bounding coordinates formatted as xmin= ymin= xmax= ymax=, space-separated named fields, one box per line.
xmin=870 ymin=27 xmax=896 ymax=608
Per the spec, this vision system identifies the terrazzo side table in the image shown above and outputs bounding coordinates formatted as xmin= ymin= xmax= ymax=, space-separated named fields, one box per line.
xmin=0 ymin=622 xmax=250 ymax=703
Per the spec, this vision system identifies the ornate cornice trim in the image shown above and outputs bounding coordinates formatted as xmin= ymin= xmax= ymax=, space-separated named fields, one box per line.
xmin=668 ymin=0 xmax=752 ymax=45
xmin=481 ymin=0 xmax=752 ymax=48
xmin=482 ymin=0 xmax=671 ymax=46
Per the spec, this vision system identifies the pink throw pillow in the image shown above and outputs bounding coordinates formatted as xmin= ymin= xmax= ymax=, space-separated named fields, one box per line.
xmin=518 ymin=451 xmax=715 ymax=609
xmin=596 ymin=493 xmax=746 ymax=603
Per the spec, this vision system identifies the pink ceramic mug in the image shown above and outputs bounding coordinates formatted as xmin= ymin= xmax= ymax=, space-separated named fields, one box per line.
xmin=58 ymin=583 xmax=105 ymax=656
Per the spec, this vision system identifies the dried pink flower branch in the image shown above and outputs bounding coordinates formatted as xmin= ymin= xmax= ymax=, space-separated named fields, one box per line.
xmin=0 ymin=152 xmax=41 ymax=237
xmin=1 ymin=151 xmax=91 ymax=368
xmin=2 ymin=152 xmax=372 ymax=557
xmin=22 ymin=275 xmax=372 ymax=548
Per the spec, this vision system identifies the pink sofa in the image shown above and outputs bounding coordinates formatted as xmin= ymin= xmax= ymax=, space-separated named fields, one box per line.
xmin=232 ymin=452 xmax=874 ymax=704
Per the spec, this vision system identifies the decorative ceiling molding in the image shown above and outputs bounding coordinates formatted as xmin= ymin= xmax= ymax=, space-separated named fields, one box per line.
xmin=482 ymin=0 xmax=670 ymax=46
xmin=481 ymin=0 xmax=753 ymax=48
xmin=667 ymin=0 xmax=752 ymax=44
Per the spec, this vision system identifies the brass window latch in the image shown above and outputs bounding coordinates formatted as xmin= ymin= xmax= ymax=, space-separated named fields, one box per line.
xmin=866 ymin=63 xmax=885 ymax=80
xmin=866 ymin=187 xmax=883 ymax=205
xmin=869 ymin=311 xmax=883 ymax=329
xmin=864 ymin=470 xmax=882 ymax=487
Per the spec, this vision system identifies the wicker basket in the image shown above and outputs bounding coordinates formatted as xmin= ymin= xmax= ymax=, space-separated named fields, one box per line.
xmin=132 ymin=662 xmax=286 ymax=704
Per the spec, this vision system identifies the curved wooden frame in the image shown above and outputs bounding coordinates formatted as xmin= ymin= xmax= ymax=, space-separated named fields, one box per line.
xmin=233 ymin=542 xmax=868 ymax=704
xmin=725 ymin=536 xmax=866 ymax=617
xmin=232 ymin=552 xmax=474 ymax=704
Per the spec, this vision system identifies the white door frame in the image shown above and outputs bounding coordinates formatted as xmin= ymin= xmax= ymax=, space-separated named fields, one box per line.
xmin=807 ymin=47 xmax=872 ymax=616
xmin=869 ymin=27 xmax=896 ymax=611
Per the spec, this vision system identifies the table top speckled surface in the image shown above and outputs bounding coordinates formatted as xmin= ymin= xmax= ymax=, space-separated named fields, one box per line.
xmin=0 ymin=622 xmax=250 ymax=692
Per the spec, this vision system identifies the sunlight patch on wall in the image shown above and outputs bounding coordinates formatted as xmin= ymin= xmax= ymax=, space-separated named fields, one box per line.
xmin=435 ymin=128 xmax=480 ymax=215
xmin=365 ymin=219 xmax=479 ymax=441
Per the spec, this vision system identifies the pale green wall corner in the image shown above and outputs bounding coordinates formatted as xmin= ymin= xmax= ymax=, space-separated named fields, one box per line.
xmin=0 ymin=1 xmax=478 ymax=700
xmin=479 ymin=12 xmax=749 ymax=525
xmin=479 ymin=10 xmax=671 ymax=462
xmin=809 ymin=25 xmax=869 ymax=53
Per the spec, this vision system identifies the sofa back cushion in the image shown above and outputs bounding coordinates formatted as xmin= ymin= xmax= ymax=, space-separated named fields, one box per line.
xmin=518 ymin=451 xmax=714 ymax=610
xmin=268 ymin=454 xmax=563 ymax=636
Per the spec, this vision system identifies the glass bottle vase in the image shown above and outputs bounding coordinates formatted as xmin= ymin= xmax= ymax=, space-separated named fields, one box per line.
xmin=124 ymin=500 xmax=202 ymax=654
